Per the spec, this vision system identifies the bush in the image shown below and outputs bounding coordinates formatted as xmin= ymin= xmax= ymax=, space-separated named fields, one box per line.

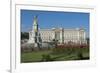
xmin=52 ymin=43 xmax=89 ymax=53
xmin=76 ymin=51 xmax=83 ymax=60
xmin=41 ymin=54 xmax=53 ymax=61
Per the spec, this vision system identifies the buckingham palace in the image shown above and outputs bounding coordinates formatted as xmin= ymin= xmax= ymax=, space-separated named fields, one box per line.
xmin=28 ymin=16 xmax=87 ymax=45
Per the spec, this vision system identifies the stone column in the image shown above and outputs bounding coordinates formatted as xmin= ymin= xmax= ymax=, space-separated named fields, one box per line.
xmin=83 ymin=31 xmax=87 ymax=44
xmin=52 ymin=28 xmax=55 ymax=40
xmin=77 ymin=28 xmax=80 ymax=44
xmin=60 ymin=28 xmax=64 ymax=44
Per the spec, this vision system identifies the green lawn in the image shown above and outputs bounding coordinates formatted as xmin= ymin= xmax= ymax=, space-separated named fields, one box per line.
xmin=21 ymin=48 xmax=89 ymax=63
xmin=21 ymin=50 xmax=51 ymax=62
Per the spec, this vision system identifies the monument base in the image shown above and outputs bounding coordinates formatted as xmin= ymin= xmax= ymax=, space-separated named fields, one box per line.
xmin=34 ymin=43 xmax=38 ymax=48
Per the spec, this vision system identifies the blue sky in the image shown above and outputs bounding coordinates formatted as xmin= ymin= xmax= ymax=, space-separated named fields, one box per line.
xmin=21 ymin=9 xmax=89 ymax=37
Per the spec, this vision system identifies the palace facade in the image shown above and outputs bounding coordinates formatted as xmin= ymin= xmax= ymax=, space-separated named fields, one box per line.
xmin=28 ymin=16 xmax=87 ymax=45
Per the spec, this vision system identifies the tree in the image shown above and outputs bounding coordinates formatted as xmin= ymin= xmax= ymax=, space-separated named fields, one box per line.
xmin=86 ymin=37 xmax=89 ymax=44
xmin=52 ymin=39 xmax=58 ymax=48
xmin=21 ymin=32 xmax=29 ymax=40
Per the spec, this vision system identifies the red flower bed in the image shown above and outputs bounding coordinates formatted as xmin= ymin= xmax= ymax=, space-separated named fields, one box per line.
xmin=57 ymin=43 xmax=89 ymax=49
